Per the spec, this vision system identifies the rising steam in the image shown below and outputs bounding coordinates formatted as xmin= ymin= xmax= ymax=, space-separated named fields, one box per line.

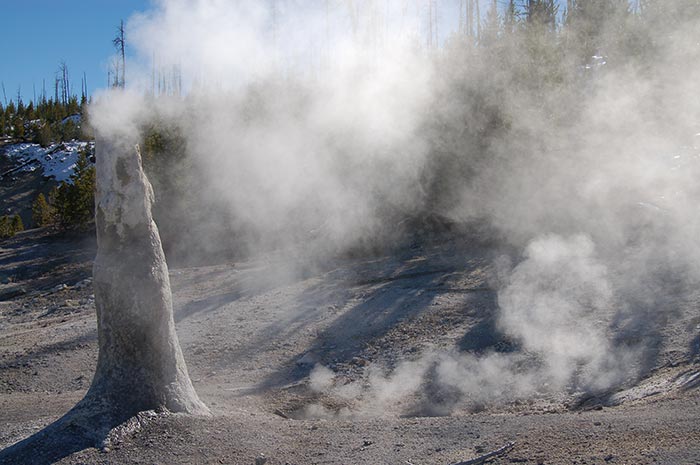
xmin=91 ymin=0 xmax=700 ymax=415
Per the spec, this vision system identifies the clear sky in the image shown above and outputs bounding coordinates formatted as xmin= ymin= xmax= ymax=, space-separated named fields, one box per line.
xmin=0 ymin=0 xmax=151 ymax=105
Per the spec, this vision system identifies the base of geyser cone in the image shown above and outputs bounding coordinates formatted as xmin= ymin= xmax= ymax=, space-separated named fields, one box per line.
xmin=0 ymin=140 xmax=208 ymax=465
xmin=0 ymin=397 xmax=172 ymax=465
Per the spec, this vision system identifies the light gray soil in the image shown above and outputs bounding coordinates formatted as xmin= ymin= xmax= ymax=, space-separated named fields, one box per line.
xmin=0 ymin=228 xmax=699 ymax=464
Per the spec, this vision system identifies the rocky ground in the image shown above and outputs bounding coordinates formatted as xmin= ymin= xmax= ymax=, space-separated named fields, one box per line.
xmin=0 ymin=228 xmax=699 ymax=464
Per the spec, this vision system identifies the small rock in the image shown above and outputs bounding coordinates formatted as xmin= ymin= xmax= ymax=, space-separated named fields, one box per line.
xmin=74 ymin=278 xmax=93 ymax=289
xmin=50 ymin=284 xmax=68 ymax=293
xmin=351 ymin=356 xmax=369 ymax=367
xmin=255 ymin=453 xmax=267 ymax=465
xmin=296 ymin=352 xmax=319 ymax=366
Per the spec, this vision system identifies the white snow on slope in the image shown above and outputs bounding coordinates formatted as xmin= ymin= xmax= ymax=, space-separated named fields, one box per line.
xmin=3 ymin=141 xmax=94 ymax=183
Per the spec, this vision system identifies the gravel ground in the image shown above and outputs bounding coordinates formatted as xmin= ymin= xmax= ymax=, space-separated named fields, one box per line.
xmin=0 ymin=228 xmax=699 ymax=464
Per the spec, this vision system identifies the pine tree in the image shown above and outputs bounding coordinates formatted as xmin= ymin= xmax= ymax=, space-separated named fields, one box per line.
xmin=0 ymin=216 xmax=10 ymax=238
xmin=481 ymin=0 xmax=501 ymax=47
xmin=32 ymin=193 xmax=55 ymax=227
xmin=0 ymin=107 xmax=5 ymax=136
xmin=564 ymin=0 xmax=631 ymax=63
xmin=34 ymin=123 xmax=53 ymax=147
xmin=11 ymin=214 xmax=23 ymax=234
xmin=11 ymin=114 xmax=24 ymax=140
xmin=54 ymin=150 xmax=96 ymax=230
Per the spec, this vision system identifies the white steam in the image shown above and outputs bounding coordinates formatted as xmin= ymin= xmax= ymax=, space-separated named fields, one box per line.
xmin=90 ymin=0 xmax=700 ymax=415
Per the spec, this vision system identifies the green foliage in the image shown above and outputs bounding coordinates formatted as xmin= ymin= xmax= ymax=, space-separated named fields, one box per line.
xmin=52 ymin=150 xmax=96 ymax=230
xmin=59 ymin=119 xmax=81 ymax=142
xmin=11 ymin=214 xmax=23 ymax=233
xmin=0 ymin=214 xmax=24 ymax=239
xmin=11 ymin=115 xmax=25 ymax=140
xmin=33 ymin=123 xmax=53 ymax=147
xmin=141 ymin=122 xmax=193 ymax=254
xmin=0 ymin=217 xmax=11 ymax=238
xmin=32 ymin=193 xmax=55 ymax=227
xmin=0 ymin=85 xmax=91 ymax=143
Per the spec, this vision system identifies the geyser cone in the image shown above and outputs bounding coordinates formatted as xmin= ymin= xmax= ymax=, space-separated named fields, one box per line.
xmin=87 ymin=136 xmax=209 ymax=416
xmin=0 ymin=134 xmax=208 ymax=465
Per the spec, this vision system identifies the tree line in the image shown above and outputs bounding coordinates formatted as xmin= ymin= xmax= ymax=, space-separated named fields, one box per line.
xmin=0 ymin=91 xmax=88 ymax=146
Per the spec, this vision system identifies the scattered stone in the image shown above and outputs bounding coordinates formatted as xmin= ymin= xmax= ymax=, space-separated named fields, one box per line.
xmin=361 ymin=440 xmax=374 ymax=450
xmin=73 ymin=278 xmax=93 ymax=290
xmin=273 ymin=409 xmax=289 ymax=419
xmin=351 ymin=356 xmax=369 ymax=367
xmin=255 ymin=453 xmax=267 ymax=465
xmin=50 ymin=283 xmax=68 ymax=293
xmin=296 ymin=352 xmax=319 ymax=366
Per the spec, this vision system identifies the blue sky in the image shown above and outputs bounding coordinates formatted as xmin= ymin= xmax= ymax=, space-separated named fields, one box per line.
xmin=0 ymin=0 xmax=150 ymax=105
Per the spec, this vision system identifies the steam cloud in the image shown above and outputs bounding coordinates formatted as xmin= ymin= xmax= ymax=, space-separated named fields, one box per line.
xmin=91 ymin=0 xmax=700 ymax=415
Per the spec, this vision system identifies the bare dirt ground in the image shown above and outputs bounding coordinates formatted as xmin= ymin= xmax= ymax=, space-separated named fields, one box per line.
xmin=0 ymin=228 xmax=699 ymax=464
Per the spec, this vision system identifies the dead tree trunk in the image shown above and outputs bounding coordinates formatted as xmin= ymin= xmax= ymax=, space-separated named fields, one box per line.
xmin=88 ymin=137 xmax=208 ymax=416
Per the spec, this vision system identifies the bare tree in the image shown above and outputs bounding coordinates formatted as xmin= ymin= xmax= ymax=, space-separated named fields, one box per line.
xmin=113 ymin=20 xmax=126 ymax=88
xmin=58 ymin=61 xmax=70 ymax=105
xmin=427 ymin=0 xmax=438 ymax=48
xmin=82 ymin=72 xmax=88 ymax=102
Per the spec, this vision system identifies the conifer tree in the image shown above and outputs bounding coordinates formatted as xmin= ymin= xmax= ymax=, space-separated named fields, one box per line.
xmin=0 ymin=216 xmax=10 ymax=238
xmin=53 ymin=150 xmax=96 ymax=230
xmin=481 ymin=0 xmax=501 ymax=47
xmin=11 ymin=114 xmax=24 ymax=140
xmin=11 ymin=214 xmax=23 ymax=234
xmin=32 ymin=193 xmax=55 ymax=227
xmin=0 ymin=106 xmax=5 ymax=136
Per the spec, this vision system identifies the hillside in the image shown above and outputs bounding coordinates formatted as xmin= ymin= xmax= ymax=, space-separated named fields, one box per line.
xmin=0 ymin=141 xmax=94 ymax=228
xmin=0 ymin=228 xmax=698 ymax=464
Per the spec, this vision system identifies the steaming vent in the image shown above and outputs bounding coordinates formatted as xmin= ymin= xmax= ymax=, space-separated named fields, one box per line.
xmin=88 ymin=0 xmax=700 ymax=420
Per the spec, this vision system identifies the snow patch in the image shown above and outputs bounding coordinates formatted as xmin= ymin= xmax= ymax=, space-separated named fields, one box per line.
xmin=61 ymin=114 xmax=82 ymax=126
xmin=3 ymin=141 xmax=94 ymax=183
